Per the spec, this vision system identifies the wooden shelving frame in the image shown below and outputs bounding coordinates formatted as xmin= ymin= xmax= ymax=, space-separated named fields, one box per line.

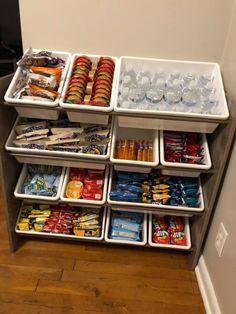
xmin=0 ymin=74 xmax=235 ymax=269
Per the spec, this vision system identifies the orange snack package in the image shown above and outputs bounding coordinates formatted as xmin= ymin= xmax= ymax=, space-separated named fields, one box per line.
xmin=31 ymin=66 xmax=62 ymax=84
xmin=29 ymin=84 xmax=58 ymax=101
xmin=66 ymin=180 xmax=84 ymax=199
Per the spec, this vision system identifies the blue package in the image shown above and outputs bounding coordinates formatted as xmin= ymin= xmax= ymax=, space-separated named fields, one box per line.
xmin=112 ymin=211 xmax=144 ymax=224
xmin=109 ymin=190 xmax=141 ymax=202
xmin=112 ymin=217 xmax=141 ymax=233
xmin=115 ymin=183 xmax=142 ymax=194
xmin=109 ymin=227 xmax=141 ymax=241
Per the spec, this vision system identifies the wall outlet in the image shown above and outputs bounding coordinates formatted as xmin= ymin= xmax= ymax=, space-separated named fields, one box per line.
xmin=215 ymin=222 xmax=228 ymax=257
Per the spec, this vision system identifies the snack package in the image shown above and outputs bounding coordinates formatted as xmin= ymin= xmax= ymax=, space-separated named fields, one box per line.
xmin=170 ymin=232 xmax=187 ymax=246
xmin=66 ymin=180 xmax=83 ymax=199
xmin=31 ymin=66 xmax=62 ymax=84
xmin=110 ymin=227 xmax=141 ymax=241
xmin=18 ymin=49 xmax=65 ymax=68
xmin=167 ymin=216 xmax=184 ymax=233
xmin=21 ymin=165 xmax=62 ymax=197
xmin=82 ymin=187 xmax=103 ymax=200
xmin=153 ymin=230 xmax=170 ymax=244
xmin=73 ymin=228 xmax=100 ymax=237
xmin=153 ymin=215 xmax=167 ymax=231
xmin=112 ymin=217 xmax=140 ymax=233
xmin=29 ymin=84 xmax=58 ymax=101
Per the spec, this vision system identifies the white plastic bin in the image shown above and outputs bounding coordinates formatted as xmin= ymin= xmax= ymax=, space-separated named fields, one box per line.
xmin=110 ymin=118 xmax=159 ymax=173
xmin=15 ymin=202 xmax=107 ymax=241
xmin=5 ymin=116 xmax=113 ymax=166
xmin=4 ymin=48 xmax=71 ymax=119
xmin=114 ymin=56 xmax=229 ymax=133
xmin=60 ymin=166 xmax=109 ymax=205
xmin=60 ymin=53 xmax=119 ymax=124
xmin=160 ymin=130 xmax=212 ymax=172
xmin=104 ymin=208 xmax=147 ymax=246
xmin=107 ymin=167 xmax=204 ymax=212
xmin=14 ymin=164 xmax=65 ymax=201
xmin=148 ymin=214 xmax=191 ymax=250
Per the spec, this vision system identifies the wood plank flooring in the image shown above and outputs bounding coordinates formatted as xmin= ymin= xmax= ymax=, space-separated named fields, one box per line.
xmin=0 ymin=192 xmax=205 ymax=314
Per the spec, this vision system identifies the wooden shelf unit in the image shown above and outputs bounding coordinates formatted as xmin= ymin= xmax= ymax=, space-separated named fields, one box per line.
xmin=0 ymin=74 xmax=235 ymax=269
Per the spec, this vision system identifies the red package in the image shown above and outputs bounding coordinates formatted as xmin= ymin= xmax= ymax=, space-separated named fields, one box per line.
xmin=84 ymin=175 xmax=104 ymax=188
xmin=69 ymin=168 xmax=87 ymax=181
xmin=153 ymin=230 xmax=170 ymax=244
xmin=167 ymin=216 xmax=184 ymax=233
xmin=43 ymin=224 xmax=55 ymax=232
xmin=153 ymin=215 xmax=167 ymax=231
xmin=82 ymin=187 xmax=103 ymax=200
xmin=170 ymin=232 xmax=187 ymax=246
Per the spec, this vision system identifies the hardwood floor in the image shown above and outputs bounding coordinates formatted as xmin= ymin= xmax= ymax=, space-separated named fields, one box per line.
xmin=0 ymin=192 xmax=205 ymax=314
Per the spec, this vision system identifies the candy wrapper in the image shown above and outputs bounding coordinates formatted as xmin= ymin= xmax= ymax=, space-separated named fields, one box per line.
xmin=164 ymin=131 xmax=204 ymax=164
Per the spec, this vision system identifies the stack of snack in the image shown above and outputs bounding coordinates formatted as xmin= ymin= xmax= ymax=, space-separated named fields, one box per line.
xmin=17 ymin=203 xmax=104 ymax=238
xmin=73 ymin=208 xmax=102 ymax=237
xmin=108 ymin=210 xmax=144 ymax=242
xmin=12 ymin=49 xmax=65 ymax=101
xmin=21 ymin=164 xmax=62 ymax=197
xmin=115 ymin=139 xmax=153 ymax=162
xmin=65 ymin=55 xmax=115 ymax=106
xmin=109 ymin=171 xmax=200 ymax=208
xmin=152 ymin=215 xmax=187 ymax=246
xmin=110 ymin=172 xmax=147 ymax=202
xmin=65 ymin=168 xmax=104 ymax=201
xmin=13 ymin=118 xmax=110 ymax=155
xmin=164 ymin=131 xmax=204 ymax=164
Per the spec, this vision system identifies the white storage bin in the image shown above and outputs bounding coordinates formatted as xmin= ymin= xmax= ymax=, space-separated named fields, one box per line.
xmin=15 ymin=107 xmax=60 ymax=120
xmin=60 ymin=166 xmax=109 ymax=205
xmin=160 ymin=169 xmax=200 ymax=178
xmin=104 ymin=208 xmax=147 ymax=246
xmin=60 ymin=54 xmax=119 ymax=124
xmin=148 ymin=214 xmax=191 ymax=250
xmin=14 ymin=164 xmax=65 ymax=201
xmin=11 ymin=154 xmax=106 ymax=170
xmin=5 ymin=116 xmax=112 ymax=164
xmin=107 ymin=168 xmax=204 ymax=212
xmin=4 ymin=48 xmax=71 ymax=119
xmin=110 ymin=118 xmax=159 ymax=173
xmin=114 ymin=56 xmax=229 ymax=132
xmin=117 ymin=116 xmax=219 ymax=134
xmin=15 ymin=202 xmax=107 ymax=241
xmin=160 ymin=130 xmax=212 ymax=171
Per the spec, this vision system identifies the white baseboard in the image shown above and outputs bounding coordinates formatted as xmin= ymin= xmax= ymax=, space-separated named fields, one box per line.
xmin=195 ymin=256 xmax=221 ymax=314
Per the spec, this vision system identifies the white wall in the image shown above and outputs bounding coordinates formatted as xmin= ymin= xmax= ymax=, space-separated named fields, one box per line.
xmin=220 ymin=1 xmax=236 ymax=99
xmin=202 ymin=2 xmax=236 ymax=313
xmin=19 ymin=0 xmax=233 ymax=62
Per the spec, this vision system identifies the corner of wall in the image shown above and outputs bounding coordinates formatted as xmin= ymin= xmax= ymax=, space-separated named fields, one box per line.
xmin=195 ymin=256 xmax=221 ymax=314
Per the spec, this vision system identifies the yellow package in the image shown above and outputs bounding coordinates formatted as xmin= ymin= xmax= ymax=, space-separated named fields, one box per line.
xmin=17 ymin=222 xmax=29 ymax=231
xmin=73 ymin=228 xmax=100 ymax=237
